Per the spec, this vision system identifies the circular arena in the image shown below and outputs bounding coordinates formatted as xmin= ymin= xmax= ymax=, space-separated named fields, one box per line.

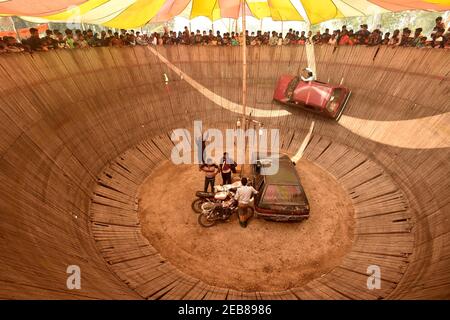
xmin=0 ymin=43 xmax=449 ymax=300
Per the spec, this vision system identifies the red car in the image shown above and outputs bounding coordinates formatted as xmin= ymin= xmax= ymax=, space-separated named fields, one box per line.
xmin=273 ymin=75 xmax=351 ymax=120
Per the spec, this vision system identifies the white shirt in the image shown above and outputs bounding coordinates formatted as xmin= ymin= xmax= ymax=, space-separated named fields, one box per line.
xmin=136 ymin=36 xmax=147 ymax=46
xmin=235 ymin=186 xmax=258 ymax=205
xmin=301 ymin=75 xmax=314 ymax=82
xmin=269 ymin=36 xmax=278 ymax=46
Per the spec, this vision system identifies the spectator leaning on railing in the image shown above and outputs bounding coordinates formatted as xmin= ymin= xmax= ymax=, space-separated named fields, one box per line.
xmin=1 ymin=17 xmax=449 ymax=55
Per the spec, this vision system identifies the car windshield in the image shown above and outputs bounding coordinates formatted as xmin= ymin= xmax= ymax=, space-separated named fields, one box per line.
xmin=285 ymin=77 xmax=300 ymax=98
xmin=262 ymin=184 xmax=305 ymax=205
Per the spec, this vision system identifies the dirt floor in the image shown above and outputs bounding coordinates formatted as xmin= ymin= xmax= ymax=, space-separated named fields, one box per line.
xmin=138 ymin=159 xmax=355 ymax=292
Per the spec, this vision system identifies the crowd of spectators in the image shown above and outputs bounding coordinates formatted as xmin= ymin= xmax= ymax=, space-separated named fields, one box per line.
xmin=1 ymin=16 xmax=449 ymax=54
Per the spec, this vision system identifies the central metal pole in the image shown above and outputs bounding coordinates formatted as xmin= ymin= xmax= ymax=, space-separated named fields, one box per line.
xmin=9 ymin=16 xmax=20 ymax=40
xmin=241 ymin=0 xmax=247 ymax=131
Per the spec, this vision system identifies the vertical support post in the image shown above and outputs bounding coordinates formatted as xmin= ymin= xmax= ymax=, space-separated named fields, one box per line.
xmin=290 ymin=0 xmax=316 ymax=77
xmin=241 ymin=0 xmax=247 ymax=131
xmin=9 ymin=16 xmax=20 ymax=40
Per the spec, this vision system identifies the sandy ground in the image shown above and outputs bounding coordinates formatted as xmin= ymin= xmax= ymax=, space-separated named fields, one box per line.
xmin=138 ymin=159 xmax=354 ymax=291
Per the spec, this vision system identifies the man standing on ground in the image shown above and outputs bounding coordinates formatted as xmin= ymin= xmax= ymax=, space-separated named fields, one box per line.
xmin=235 ymin=177 xmax=258 ymax=228
xmin=219 ymin=152 xmax=236 ymax=185
xmin=200 ymin=159 xmax=219 ymax=192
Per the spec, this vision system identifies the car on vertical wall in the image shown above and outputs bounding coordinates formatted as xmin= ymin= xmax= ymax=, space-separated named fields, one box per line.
xmin=273 ymin=75 xmax=351 ymax=120
xmin=251 ymin=154 xmax=310 ymax=222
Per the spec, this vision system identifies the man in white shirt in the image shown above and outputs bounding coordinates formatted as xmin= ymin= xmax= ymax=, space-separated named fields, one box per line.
xmin=269 ymin=31 xmax=278 ymax=46
xmin=301 ymin=67 xmax=315 ymax=82
xmin=135 ymin=32 xmax=147 ymax=46
xmin=234 ymin=177 xmax=258 ymax=228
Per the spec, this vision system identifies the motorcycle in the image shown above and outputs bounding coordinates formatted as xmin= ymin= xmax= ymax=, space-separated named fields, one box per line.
xmin=198 ymin=191 xmax=239 ymax=227
xmin=191 ymin=191 xmax=216 ymax=213
xmin=191 ymin=181 xmax=242 ymax=214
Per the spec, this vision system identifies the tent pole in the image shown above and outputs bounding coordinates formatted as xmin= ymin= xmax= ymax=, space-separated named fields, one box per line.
xmin=241 ymin=0 xmax=247 ymax=133
xmin=9 ymin=16 xmax=20 ymax=40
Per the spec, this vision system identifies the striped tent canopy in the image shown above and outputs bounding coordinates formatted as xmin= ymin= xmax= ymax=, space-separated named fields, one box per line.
xmin=1 ymin=0 xmax=449 ymax=28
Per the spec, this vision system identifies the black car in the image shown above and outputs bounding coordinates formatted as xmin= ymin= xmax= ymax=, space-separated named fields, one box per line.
xmin=251 ymin=154 xmax=310 ymax=221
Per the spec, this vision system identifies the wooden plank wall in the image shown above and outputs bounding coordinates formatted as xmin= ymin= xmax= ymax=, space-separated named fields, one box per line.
xmin=90 ymin=135 xmax=413 ymax=300
xmin=0 ymin=45 xmax=448 ymax=299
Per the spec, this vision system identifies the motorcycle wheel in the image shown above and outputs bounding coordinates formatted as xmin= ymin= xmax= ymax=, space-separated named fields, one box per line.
xmin=191 ymin=198 xmax=204 ymax=214
xmin=198 ymin=213 xmax=216 ymax=227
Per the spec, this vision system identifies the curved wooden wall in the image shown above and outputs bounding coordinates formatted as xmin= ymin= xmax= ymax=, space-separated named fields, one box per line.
xmin=0 ymin=45 xmax=448 ymax=299
xmin=89 ymin=134 xmax=413 ymax=300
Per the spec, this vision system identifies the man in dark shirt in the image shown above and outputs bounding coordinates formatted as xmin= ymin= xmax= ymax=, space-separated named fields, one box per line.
xmin=299 ymin=31 xmax=307 ymax=44
xmin=412 ymin=28 xmax=423 ymax=47
xmin=189 ymin=32 xmax=196 ymax=45
xmin=23 ymin=28 xmax=45 ymax=52
xmin=286 ymin=28 xmax=293 ymax=41
xmin=201 ymin=31 xmax=209 ymax=45
xmin=100 ymin=30 xmax=110 ymax=46
xmin=321 ymin=28 xmax=331 ymax=44
xmin=194 ymin=30 xmax=202 ymax=44
xmin=256 ymin=30 xmax=263 ymax=43
xmin=182 ymin=30 xmax=190 ymax=44
xmin=216 ymin=31 xmax=223 ymax=45
xmin=432 ymin=16 xmax=446 ymax=38
xmin=355 ymin=24 xmax=370 ymax=44
xmin=41 ymin=29 xmax=59 ymax=49
xmin=431 ymin=17 xmax=447 ymax=45
xmin=399 ymin=28 xmax=412 ymax=46
xmin=219 ymin=152 xmax=236 ymax=185
xmin=169 ymin=31 xmax=177 ymax=44
xmin=381 ymin=32 xmax=390 ymax=45
xmin=161 ymin=32 xmax=169 ymax=45
xmin=312 ymin=31 xmax=322 ymax=44
xmin=176 ymin=31 xmax=183 ymax=44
